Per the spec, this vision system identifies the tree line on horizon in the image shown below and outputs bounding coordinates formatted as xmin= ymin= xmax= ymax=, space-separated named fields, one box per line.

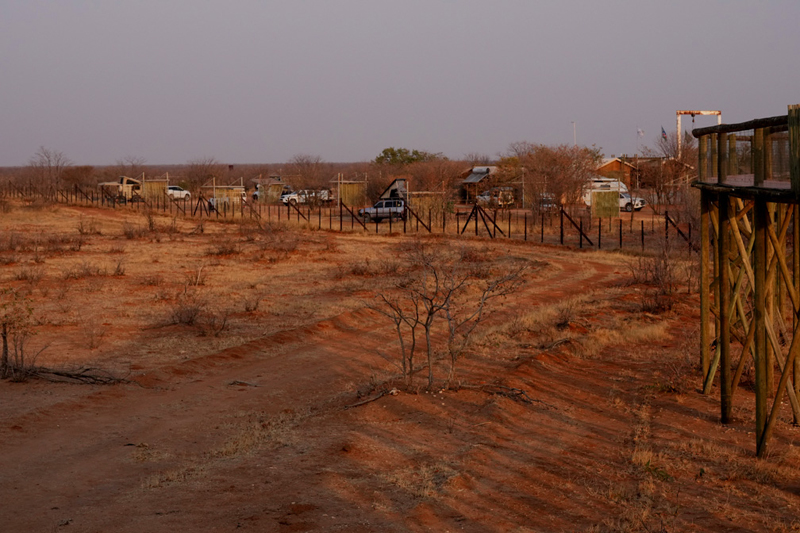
xmin=1 ymin=133 xmax=697 ymax=215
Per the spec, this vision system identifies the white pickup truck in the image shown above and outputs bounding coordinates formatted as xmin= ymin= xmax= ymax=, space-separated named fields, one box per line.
xmin=281 ymin=189 xmax=333 ymax=206
xmin=358 ymin=199 xmax=406 ymax=223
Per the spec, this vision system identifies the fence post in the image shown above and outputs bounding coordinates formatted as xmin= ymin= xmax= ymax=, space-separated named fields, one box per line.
xmin=619 ymin=219 xmax=622 ymax=248
xmin=579 ymin=219 xmax=583 ymax=248
xmin=560 ymin=209 xmax=564 ymax=245
xmin=665 ymin=211 xmax=669 ymax=242
xmin=598 ymin=218 xmax=601 ymax=249
xmin=541 ymin=213 xmax=544 ymax=243
xmin=524 ymin=212 xmax=528 ymax=242
xmin=641 ymin=220 xmax=644 ymax=250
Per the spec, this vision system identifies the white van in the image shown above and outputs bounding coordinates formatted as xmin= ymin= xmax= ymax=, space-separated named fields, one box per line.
xmin=582 ymin=177 xmax=627 ymax=206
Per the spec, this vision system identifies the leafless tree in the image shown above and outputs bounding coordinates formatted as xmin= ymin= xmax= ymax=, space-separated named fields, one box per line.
xmin=114 ymin=156 xmax=147 ymax=179
xmin=27 ymin=146 xmax=71 ymax=188
xmin=499 ymin=142 xmax=602 ymax=213
xmin=287 ymin=154 xmax=329 ymax=189
xmin=374 ymin=242 xmax=526 ymax=390
xmin=185 ymin=157 xmax=225 ymax=190
xmin=463 ymin=152 xmax=493 ymax=166
xmin=639 ymin=132 xmax=698 ymax=213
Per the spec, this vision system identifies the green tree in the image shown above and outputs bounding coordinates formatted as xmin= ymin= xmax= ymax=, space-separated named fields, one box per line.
xmin=374 ymin=147 xmax=444 ymax=166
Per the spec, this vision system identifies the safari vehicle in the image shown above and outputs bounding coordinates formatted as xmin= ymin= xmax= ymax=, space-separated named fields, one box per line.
xmin=476 ymin=187 xmax=514 ymax=208
xmin=281 ymin=189 xmax=333 ymax=206
xmin=358 ymin=199 xmax=406 ymax=223
xmin=583 ymin=190 xmax=646 ymax=212
xmin=98 ymin=176 xmax=141 ymax=201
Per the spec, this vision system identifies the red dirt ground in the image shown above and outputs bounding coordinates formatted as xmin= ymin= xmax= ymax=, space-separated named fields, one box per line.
xmin=1 ymin=202 xmax=799 ymax=532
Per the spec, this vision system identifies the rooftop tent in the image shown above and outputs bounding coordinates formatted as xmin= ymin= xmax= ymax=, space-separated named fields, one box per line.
xmin=379 ymin=178 xmax=408 ymax=200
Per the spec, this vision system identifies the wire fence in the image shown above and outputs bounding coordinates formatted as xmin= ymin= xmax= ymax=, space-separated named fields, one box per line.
xmin=0 ymin=182 xmax=695 ymax=253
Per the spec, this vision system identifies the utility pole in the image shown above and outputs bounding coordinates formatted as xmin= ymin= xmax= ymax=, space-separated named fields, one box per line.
xmin=572 ymin=121 xmax=577 ymax=147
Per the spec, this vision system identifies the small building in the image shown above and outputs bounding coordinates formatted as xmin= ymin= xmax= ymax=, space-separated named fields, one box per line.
xmin=597 ymin=157 xmax=639 ymax=187
xmin=201 ymin=178 xmax=246 ymax=205
xmin=461 ymin=166 xmax=499 ymax=202
xmin=330 ymin=176 xmax=366 ymax=207
xmin=251 ymin=175 xmax=289 ymax=203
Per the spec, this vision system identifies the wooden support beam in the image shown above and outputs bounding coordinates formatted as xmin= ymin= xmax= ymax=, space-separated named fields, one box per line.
xmin=718 ymin=132 xmax=728 ymax=186
xmin=754 ymin=129 xmax=765 ymax=187
xmin=795 ymin=204 xmax=800 ymax=424
xmin=699 ymin=135 xmax=708 ymax=182
xmin=701 ymin=190 xmax=711 ymax=380
xmin=754 ymin=198 xmax=769 ymax=456
xmin=759 ymin=318 xmax=800 ymax=457
xmin=711 ymin=133 xmax=719 ymax=179
xmin=718 ymin=193 xmax=732 ymax=423
xmin=729 ymin=134 xmax=738 ymax=176
xmin=790 ymin=105 xmax=800 ymax=195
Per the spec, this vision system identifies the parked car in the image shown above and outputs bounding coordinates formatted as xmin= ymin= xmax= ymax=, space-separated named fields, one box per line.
xmin=281 ymin=189 xmax=333 ymax=206
xmin=208 ymin=191 xmax=246 ymax=211
xmin=619 ymin=193 xmax=646 ymax=212
xmin=358 ymin=199 xmax=406 ymax=223
xmin=538 ymin=192 xmax=557 ymax=212
xmin=167 ymin=185 xmax=191 ymax=200
xmin=476 ymin=187 xmax=514 ymax=208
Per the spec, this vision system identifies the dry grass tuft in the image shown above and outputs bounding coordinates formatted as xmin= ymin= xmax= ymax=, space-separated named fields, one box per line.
xmin=382 ymin=462 xmax=459 ymax=499
xmin=213 ymin=410 xmax=309 ymax=458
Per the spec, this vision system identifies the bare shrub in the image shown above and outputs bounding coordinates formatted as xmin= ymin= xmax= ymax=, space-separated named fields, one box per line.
xmin=14 ymin=265 xmax=44 ymax=283
xmin=170 ymin=291 xmax=206 ymax=326
xmin=142 ymin=273 xmax=164 ymax=286
xmin=627 ymin=237 xmax=678 ymax=313
xmin=82 ymin=319 xmax=107 ymax=350
xmin=342 ymin=258 xmax=400 ymax=278
xmin=0 ymin=198 xmax=12 ymax=214
xmin=144 ymin=211 xmax=157 ymax=233
xmin=184 ymin=264 xmax=207 ymax=287
xmin=206 ymin=240 xmax=241 ymax=256
xmin=77 ymin=217 xmax=101 ymax=236
xmin=62 ymin=261 xmax=105 ymax=280
xmin=122 ymin=222 xmax=147 ymax=240
xmin=243 ymin=291 xmax=266 ymax=313
xmin=373 ymin=240 xmax=527 ymax=389
xmin=26 ymin=197 xmax=54 ymax=210
xmin=1 ymin=288 xmax=44 ymax=381
xmin=198 ymin=308 xmax=231 ymax=337
xmin=112 ymin=258 xmax=126 ymax=276
xmin=257 ymin=233 xmax=299 ymax=261
xmin=67 ymin=235 xmax=85 ymax=252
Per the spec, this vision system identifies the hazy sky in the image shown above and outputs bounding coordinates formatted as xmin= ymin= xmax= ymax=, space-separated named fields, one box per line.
xmin=2 ymin=1 xmax=799 ymax=166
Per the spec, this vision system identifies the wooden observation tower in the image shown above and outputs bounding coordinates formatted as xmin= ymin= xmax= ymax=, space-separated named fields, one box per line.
xmin=694 ymin=104 xmax=800 ymax=457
